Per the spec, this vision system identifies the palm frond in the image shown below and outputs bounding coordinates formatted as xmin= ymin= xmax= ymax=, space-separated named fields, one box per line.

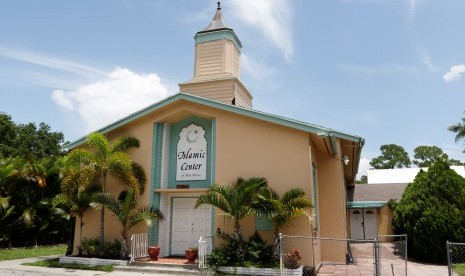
xmin=90 ymin=192 xmax=122 ymax=219
xmin=86 ymin=132 xmax=110 ymax=158
xmin=64 ymin=149 xmax=95 ymax=169
xmin=195 ymin=189 xmax=231 ymax=214
xmin=131 ymin=162 xmax=147 ymax=194
xmin=20 ymin=208 xmax=36 ymax=228
xmin=128 ymin=206 xmax=164 ymax=229
xmin=111 ymin=137 xmax=140 ymax=153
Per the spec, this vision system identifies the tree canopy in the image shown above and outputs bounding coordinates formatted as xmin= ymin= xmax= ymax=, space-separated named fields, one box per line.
xmin=0 ymin=113 xmax=64 ymax=160
xmin=413 ymin=145 xmax=462 ymax=167
xmin=392 ymin=159 xmax=465 ymax=263
xmin=355 ymin=175 xmax=367 ymax=184
xmin=370 ymin=144 xmax=411 ymax=169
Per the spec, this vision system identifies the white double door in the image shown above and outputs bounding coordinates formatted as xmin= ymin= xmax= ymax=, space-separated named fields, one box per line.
xmin=170 ymin=197 xmax=212 ymax=255
xmin=350 ymin=208 xmax=377 ymax=240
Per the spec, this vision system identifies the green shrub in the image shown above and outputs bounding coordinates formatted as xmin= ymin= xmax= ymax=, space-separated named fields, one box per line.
xmin=103 ymin=239 xmax=123 ymax=260
xmin=80 ymin=238 xmax=99 ymax=257
xmin=392 ymin=160 xmax=465 ymax=263
xmin=79 ymin=238 xmax=123 ymax=259
xmin=207 ymin=228 xmax=276 ymax=270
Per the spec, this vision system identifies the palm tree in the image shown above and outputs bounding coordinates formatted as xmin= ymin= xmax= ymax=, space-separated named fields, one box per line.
xmin=53 ymin=182 xmax=101 ymax=256
xmin=63 ymin=132 xmax=144 ymax=255
xmin=194 ymin=177 xmax=270 ymax=239
xmin=258 ymin=188 xmax=313 ymax=259
xmin=449 ymin=116 xmax=465 ymax=151
xmin=91 ymin=187 xmax=164 ymax=259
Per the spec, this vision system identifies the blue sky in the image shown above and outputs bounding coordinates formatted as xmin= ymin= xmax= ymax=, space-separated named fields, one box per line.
xmin=1 ymin=0 xmax=465 ymax=178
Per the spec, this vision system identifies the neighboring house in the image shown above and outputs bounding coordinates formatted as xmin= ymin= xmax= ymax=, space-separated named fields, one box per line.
xmin=65 ymin=5 xmax=364 ymax=266
xmin=346 ymin=184 xmax=407 ymax=239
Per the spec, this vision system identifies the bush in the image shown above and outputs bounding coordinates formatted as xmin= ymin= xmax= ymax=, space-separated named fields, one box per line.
xmin=392 ymin=160 xmax=465 ymax=263
xmin=80 ymin=238 xmax=99 ymax=257
xmin=79 ymin=238 xmax=123 ymax=259
xmin=103 ymin=239 xmax=123 ymax=259
xmin=207 ymin=228 xmax=276 ymax=270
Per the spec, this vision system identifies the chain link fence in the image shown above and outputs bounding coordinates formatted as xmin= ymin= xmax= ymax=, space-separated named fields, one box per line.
xmin=378 ymin=235 xmax=407 ymax=276
xmin=279 ymin=234 xmax=407 ymax=276
xmin=447 ymin=241 xmax=465 ymax=276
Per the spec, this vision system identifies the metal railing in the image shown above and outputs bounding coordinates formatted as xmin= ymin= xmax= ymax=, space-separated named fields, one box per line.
xmin=447 ymin=241 xmax=465 ymax=276
xmin=198 ymin=235 xmax=213 ymax=269
xmin=130 ymin=233 xmax=149 ymax=263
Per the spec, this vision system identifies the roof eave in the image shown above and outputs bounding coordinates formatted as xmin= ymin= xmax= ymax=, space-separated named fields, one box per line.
xmin=63 ymin=93 xmax=364 ymax=153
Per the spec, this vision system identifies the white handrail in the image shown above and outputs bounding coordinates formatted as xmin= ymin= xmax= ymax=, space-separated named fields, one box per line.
xmin=198 ymin=235 xmax=213 ymax=269
xmin=130 ymin=233 xmax=149 ymax=263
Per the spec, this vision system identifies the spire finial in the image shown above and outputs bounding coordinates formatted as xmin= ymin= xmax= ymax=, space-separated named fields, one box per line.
xmin=217 ymin=2 xmax=221 ymax=10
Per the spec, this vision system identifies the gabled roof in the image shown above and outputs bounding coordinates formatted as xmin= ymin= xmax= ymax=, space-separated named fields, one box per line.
xmin=65 ymin=92 xmax=364 ymax=152
xmin=347 ymin=183 xmax=408 ymax=203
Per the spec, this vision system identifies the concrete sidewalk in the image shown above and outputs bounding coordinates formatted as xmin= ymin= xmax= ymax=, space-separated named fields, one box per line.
xmin=0 ymin=255 xmax=108 ymax=276
xmin=407 ymin=260 xmax=448 ymax=276
xmin=0 ymin=255 xmax=204 ymax=276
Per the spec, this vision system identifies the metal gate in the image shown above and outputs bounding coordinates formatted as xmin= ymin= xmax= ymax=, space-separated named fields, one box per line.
xmin=447 ymin=241 xmax=465 ymax=276
xmin=280 ymin=234 xmax=407 ymax=276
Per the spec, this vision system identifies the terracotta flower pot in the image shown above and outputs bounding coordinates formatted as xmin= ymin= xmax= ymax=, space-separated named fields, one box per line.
xmin=185 ymin=248 xmax=198 ymax=264
xmin=148 ymin=246 xmax=160 ymax=261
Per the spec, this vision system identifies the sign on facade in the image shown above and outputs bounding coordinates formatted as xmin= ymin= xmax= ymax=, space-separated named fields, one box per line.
xmin=176 ymin=123 xmax=207 ymax=181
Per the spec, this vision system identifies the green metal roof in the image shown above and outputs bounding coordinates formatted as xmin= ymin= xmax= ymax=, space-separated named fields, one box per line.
xmin=64 ymin=92 xmax=364 ymax=155
xmin=347 ymin=201 xmax=387 ymax=209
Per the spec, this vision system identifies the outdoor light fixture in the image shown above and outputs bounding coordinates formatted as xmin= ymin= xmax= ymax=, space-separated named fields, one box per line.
xmin=343 ymin=155 xmax=349 ymax=166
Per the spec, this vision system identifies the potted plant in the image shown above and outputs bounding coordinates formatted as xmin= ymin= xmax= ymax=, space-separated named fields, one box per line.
xmin=148 ymin=245 xmax=160 ymax=261
xmin=185 ymin=247 xmax=198 ymax=264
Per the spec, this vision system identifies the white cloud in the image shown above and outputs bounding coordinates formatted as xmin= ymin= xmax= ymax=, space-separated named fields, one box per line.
xmin=52 ymin=67 xmax=172 ymax=132
xmin=241 ymin=53 xmax=276 ymax=80
xmin=338 ymin=63 xmax=419 ymax=75
xmin=0 ymin=46 xmax=106 ymax=77
xmin=357 ymin=157 xmax=372 ymax=179
xmin=443 ymin=64 xmax=465 ymax=83
xmin=228 ymin=0 xmax=294 ymax=62
xmin=407 ymin=0 xmax=417 ymax=20
xmin=417 ymin=49 xmax=437 ymax=71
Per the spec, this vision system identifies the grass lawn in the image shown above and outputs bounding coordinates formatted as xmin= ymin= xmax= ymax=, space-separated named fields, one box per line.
xmin=0 ymin=245 xmax=67 ymax=261
xmin=23 ymin=258 xmax=114 ymax=272
xmin=454 ymin=263 xmax=465 ymax=276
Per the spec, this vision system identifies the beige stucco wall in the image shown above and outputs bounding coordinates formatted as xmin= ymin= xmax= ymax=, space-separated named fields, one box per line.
xmin=316 ymin=141 xmax=347 ymax=263
xmin=378 ymin=206 xmax=394 ymax=236
xmin=72 ymin=101 xmax=347 ymax=266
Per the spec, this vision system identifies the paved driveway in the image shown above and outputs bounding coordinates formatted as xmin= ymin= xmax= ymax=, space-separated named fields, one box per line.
xmin=317 ymin=259 xmax=448 ymax=276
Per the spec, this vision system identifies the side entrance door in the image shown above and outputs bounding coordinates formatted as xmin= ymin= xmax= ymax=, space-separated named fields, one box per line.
xmin=350 ymin=209 xmax=364 ymax=240
xmin=170 ymin=197 xmax=212 ymax=255
xmin=350 ymin=208 xmax=378 ymax=240
xmin=363 ymin=209 xmax=378 ymax=239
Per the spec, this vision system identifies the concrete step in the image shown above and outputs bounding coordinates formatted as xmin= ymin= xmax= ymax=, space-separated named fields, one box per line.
xmin=115 ymin=261 xmax=212 ymax=275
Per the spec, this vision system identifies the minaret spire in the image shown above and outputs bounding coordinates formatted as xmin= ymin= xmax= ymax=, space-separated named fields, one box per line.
xmin=179 ymin=3 xmax=253 ymax=108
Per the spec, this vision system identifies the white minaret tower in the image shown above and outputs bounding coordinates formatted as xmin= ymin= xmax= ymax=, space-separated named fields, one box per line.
xmin=179 ymin=2 xmax=252 ymax=108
